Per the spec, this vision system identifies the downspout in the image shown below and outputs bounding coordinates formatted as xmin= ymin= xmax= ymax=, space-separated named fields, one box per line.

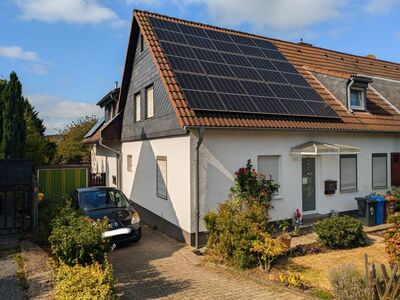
xmin=195 ymin=127 xmax=205 ymax=249
xmin=99 ymin=131 xmax=122 ymax=190
xmin=347 ymin=78 xmax=355 ymax=112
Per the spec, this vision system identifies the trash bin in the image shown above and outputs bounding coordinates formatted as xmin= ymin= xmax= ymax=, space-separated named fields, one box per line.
xmin=355 ymin=197 xmax=376 ymax=226
xmin=385 ymin=196 xmax=399 ymax=221
xmin=367 ymin=195 xmax=386 ymax=225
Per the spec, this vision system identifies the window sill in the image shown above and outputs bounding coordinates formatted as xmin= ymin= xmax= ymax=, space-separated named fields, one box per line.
xmin=157 ymin=195 xmax=167 ymax=200
xmin=340 ymin=189 xmax=359 ymax=193
xmin=372 ymin=186 xmax=388 ymax=190
xmin=272 ymin=196 xmax=283 ymax=200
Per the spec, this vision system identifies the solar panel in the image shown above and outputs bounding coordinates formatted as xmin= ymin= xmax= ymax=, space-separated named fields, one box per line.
xmin=149 ymin=16 xmax=338 ymax=119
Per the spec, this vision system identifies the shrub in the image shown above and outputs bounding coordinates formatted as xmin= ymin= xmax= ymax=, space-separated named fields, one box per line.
xmin=250 ymin=233 xmax=286 ymax=271
xmin=279 ymin=272 xmax=306 ymax=289
xmin=313 ymin=215 xmax=367 ymax=249
xmin=53 ymin=260 xmax=116 ymax=300
xmin=49 ymin=207 xmax=109 ymax=266
xmin=328 ymin=264 xmax=367 ymax=300
xmin=36 ymin=197 xmax=66 ymax=245
xmin=384 ymin=212 xmax=400 ymax=264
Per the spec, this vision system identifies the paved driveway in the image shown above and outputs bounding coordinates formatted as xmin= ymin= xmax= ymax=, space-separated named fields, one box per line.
xmin=110 ymin=225 xmax=309 ymax=299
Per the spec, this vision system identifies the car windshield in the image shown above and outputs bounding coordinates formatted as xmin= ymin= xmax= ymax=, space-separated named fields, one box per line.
xmin=80 ymin=189 xmax=129 ymax=211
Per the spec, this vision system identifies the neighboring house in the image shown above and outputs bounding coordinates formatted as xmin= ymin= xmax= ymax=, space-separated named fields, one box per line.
xmin=84 ymin=86 xmax=121 ymax=187
xmin=86 ymin=10 xmax=400 ymax=246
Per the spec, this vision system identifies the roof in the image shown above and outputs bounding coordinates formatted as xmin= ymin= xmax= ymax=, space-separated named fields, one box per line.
xmin=127 ymin=10 xmax=400 ymax=133
xmin=97 ymin=87 xmax=120 ymax=107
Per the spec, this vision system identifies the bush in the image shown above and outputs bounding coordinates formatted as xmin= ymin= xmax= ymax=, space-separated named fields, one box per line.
xmin=384 ymin=212 xmax=400 ymax=264
xmin=54 ymin=260 xmax=116 ymax=300
xmin=49 ymin=207 xmax=109 ymax=266
xmin=36 ymin=197 xmax=66 ymax=245
xmin=204 ymin=160 xmax=278 ymax=269
xmin=328 ymin=264 xmax=367 ymax=300
xmin=250 ymin=233 xmax=286 ymax=271
xmin=313 ymin=215 xmax=367 ymax=249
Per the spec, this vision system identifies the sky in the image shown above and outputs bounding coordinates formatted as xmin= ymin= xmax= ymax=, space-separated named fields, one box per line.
xmin=0 ymin=0 xmax=400 ymax=134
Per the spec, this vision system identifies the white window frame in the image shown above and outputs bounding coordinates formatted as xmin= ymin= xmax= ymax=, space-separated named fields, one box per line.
xmin=156 ymin=156 xmax=167 ymax=199
xmin=340 ymin=154 xmax=358 ymax=192
xmin=257 ymin=155 xmax=281 ymax=195
xmin=372 ymin=153 xmax=387 ymax=189
xmin=127 ymin=155 xmax=133 ymax=172
xmin=146 ymin=85 xmax=154 ymax=119
xmin=135 ymin=93 xmax=141 ymax=122
xmin=349 ymin=87 xmax=366 ymax=111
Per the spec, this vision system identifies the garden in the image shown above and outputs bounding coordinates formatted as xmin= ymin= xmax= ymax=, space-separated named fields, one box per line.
xmin=203 ymin=159 xmax=400 ymax=299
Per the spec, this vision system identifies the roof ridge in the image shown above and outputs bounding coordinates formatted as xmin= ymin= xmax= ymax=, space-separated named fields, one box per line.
xmin=133 ymin=9 xmax=400 ymax=68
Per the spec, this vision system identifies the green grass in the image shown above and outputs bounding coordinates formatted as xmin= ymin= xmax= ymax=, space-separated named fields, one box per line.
xmin=13 ymin=254 xmax=29 ymax=293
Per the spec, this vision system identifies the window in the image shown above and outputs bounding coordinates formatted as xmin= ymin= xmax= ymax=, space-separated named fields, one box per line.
xmin=349 ymin=88 xmax=366 ymax=110
xmin=146 ymin=85 xmax=154 ymax=119
xmin=127 ymin=155 xmax=132 ymax=172
xmin=135 ymin=93 xmax=141 ymax=122
xmin=340 ymin=155 xmax=357 ymax=191
xmin=372 ymin=154 xmax=387 ymax=189
xmin=140 ymin=34 xmax=144 ymax=52
xmin=156 ymin=156 xmax=167 ymax=199
xmin=105 ymin=104 xmax=114 ymax=122
xmin=258 ymin=156 xmax=280 ymax=192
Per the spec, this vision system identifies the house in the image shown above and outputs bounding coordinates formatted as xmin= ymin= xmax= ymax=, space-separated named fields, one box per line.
xmin=86 ymin=10 xmax=400 ymax=247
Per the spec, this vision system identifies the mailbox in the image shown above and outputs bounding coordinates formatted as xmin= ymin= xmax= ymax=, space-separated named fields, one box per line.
xmin=325 ymin=180 xmax=337 ymax=194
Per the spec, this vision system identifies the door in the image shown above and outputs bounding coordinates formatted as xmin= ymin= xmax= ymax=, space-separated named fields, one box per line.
xmin=302 ymin=157 xmax=316 ymax=212
xmin=391 ymin=153 xmax=400 ymax=187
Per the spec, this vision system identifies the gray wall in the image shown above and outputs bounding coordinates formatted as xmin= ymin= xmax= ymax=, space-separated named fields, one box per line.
xmin=121 ymin=36 xmax=185 ymax=142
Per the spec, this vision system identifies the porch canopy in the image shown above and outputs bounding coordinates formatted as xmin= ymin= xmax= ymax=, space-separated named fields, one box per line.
xmin=290 ymin=141 xmax=361 ymax=156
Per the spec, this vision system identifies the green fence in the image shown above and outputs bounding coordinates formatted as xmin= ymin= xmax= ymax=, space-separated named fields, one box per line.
xmin=37 ymin=166 xmax=88 ymax=201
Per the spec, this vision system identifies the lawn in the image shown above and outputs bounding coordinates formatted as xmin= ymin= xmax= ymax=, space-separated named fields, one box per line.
xmin=279 ymin=235 xmax=388 ymax=291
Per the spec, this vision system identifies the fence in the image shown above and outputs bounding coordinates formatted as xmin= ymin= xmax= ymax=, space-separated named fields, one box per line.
xmin=0 ymin=159 xmax=33 ymax=235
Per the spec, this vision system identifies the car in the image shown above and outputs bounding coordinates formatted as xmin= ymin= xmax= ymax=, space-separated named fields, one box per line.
xmin=69 ymin=187 xmax=142 ymax=244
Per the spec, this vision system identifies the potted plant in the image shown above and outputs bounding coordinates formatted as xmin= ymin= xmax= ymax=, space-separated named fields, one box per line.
xmin=277 ymin=220 xmax=291 ymax=249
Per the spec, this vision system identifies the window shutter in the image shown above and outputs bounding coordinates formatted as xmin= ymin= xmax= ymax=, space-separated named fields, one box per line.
xmin=340 ymin=155 xmax=357 ymax=191
xmin=156 ymin=157 xmax=167 ymax=199
xmin=257 ymin=156 xmax=279 ymax=183
xmin=372 ymin=154 xmax=387 ymax=188
xmin=146 ymin=86 xmax=154 ymax=118
xmin=135 ymin=94 xmax=141 ymax=122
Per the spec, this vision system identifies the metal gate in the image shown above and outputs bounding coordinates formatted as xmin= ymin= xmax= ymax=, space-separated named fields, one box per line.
xmin=0 ymin=160 xmax=33 ymax=235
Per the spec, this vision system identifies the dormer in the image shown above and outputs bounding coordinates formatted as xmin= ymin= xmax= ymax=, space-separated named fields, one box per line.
xmin=347 ymin=75 xmax=373 ymax=112
xmin=97 ymin=82 xmax=120 ymax=123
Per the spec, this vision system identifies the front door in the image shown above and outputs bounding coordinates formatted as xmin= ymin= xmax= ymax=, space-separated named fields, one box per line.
xmin=302 ymin=157 xmax=316 ymax=212
xmin=391 ymin=153 xmax=400 ymax=187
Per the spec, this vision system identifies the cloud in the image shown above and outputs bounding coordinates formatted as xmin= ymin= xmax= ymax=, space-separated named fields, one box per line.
xmin=363 ymin=0 xmax=400 ymax=14
xmin=179 ymin=0 xmax=347 ymax=31
xmin=27 ymin=94 xmax=102 ymax=134
xmin=0 ymin=45 xmax=39 ymax=61
xmin=30 ymin=63 xmax=48 ymax=75
xmin=14 ymin=0 xmax=124 ymax=25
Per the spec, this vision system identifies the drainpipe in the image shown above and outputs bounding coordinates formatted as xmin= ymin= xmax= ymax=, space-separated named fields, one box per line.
xmin=99 ymin=131 xmax=122 ymax=189
xmin=347 ymin=77 xmax=355 ymax=112
xmin=195 ymin=127 xmax=205 ymax=249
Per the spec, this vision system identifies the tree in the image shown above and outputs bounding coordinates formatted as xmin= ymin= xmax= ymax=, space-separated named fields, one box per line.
xmin=0 ymin=72 xmax=26 ymax=159
xmin=0 ymin=80 xmax=5 ymax=148
xmin=56 ymin=116 xmax=98 ymax=164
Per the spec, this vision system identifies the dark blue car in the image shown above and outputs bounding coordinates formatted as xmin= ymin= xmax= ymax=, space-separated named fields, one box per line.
xmin=69 ymin=187 xmax=142 ymax=244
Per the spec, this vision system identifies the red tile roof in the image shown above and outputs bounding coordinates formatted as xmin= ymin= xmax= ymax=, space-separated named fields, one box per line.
xmin=133 ymin=10 xmax=400 ymax=133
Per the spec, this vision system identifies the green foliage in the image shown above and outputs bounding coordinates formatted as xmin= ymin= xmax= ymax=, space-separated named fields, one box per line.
xmin=49 ymin=207 xmax=109 ymax=266
xmin=56 ymin=116 xmax=97 ymax=163
xmin=0 ymin=72 xmax=26 ymax=159
xmin=204 ymin=160 xmax=277 ymax=269
xmin=384 ymin=212 xmax=400 ymax=264
xmin=36 ymin=197 xmax=66 ymax=245
xmin=328 ymin=264 xmax=367 ymax=300
xmin=313 ymin=289 xmax=333 ymax=299
xmin=54 ymin=260 xmax=116 ymax=300
xmin=250 ymin=233 xmax=286 ymax=271
xmin=313 ymin=215 xmax=367 ymax=249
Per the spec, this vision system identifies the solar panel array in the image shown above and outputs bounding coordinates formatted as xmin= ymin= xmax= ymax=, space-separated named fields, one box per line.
xmin=149 ymin=17 xmax=338 ymax=118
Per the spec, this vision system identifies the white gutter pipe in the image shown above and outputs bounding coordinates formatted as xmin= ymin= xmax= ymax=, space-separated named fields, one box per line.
xmin=195 ymin=127 xmax=204 ymax=249
xmin=347 ymin=78 xmax=355 ymax=112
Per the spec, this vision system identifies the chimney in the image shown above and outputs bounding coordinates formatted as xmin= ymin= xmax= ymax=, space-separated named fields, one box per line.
xmin=114 ymin=81 xmax=118 ymax=89
xmin=366 ymin=54 xmax=376 ymax=59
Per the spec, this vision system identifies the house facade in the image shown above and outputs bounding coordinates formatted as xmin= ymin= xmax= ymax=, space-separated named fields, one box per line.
xmin=87 ymin=10 xmax=400 ymax=246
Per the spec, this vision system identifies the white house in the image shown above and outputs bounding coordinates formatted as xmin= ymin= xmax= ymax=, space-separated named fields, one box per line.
xmin=86 ymin=10 xmax=400 ymax=246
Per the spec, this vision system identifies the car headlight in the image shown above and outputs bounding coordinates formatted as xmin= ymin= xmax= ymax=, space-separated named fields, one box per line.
xmin=131 ymin=211 xmax=140 ymax=225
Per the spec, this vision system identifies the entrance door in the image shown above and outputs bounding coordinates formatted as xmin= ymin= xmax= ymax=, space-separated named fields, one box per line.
xmin=302 ymin=157 xmax=316 ymax=212
xmin=391 ymin=153 xmax=400 ymax=187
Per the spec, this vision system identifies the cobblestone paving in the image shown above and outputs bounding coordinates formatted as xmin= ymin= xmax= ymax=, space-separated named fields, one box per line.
xmin=0 ymin=254 xmax=24 ymax=300
xmin=110 ymin=226 xmax=309 ymax=300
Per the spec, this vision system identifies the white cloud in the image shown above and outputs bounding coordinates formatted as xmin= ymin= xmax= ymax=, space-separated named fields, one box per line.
xmin=14 ymin=0 xmax=123 ymax=25
xmin=179 ymin=0 xmax=347 ymax=31
xmin=27 ymin=94 xmax=102 ymax=134
xmin=363 ymin=0 xmax=400 ymax=14
xmin=30 ymin=63 xmax=48 ymax=75
xmin=0 ymin=45 xmax=39 ymax=61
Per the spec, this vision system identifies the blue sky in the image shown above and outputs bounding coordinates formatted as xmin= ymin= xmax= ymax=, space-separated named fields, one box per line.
xmin=0 ymin=0 xmax=399 ymax=134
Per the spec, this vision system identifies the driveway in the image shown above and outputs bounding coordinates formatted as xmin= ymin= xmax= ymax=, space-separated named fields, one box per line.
xmin=109 ymin=225 xmax=310 ymax=299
